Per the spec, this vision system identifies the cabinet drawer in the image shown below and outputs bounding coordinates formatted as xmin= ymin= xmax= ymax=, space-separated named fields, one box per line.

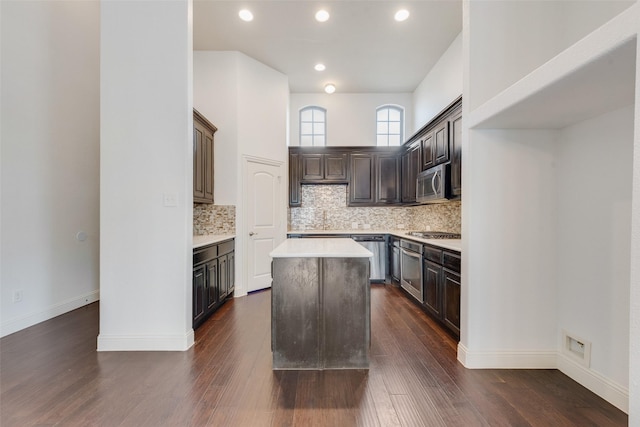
xmin=423 ymin=245 xmax=443 ymax=263
xmin=443 ymin=250 xmax=461 ymax=273
xmin=218 ymin=240 xmax=234 ymax=256
xmin=194 ymin=245 xmax=217 ymax=265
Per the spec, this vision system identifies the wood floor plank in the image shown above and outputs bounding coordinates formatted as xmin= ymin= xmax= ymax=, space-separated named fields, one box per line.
xmin=0 ymin=285 xmax=628 ymax=427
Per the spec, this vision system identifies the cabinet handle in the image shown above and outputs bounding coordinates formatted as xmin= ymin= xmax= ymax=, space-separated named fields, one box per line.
xmin=249 ymin=232 xmax=257 ymax=236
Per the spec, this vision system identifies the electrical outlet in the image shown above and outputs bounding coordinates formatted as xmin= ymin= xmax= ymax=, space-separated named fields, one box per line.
xmin=12 ymin=290 xmax=23 ymax=303
xmin=351 ymin=222 xmax=358 ymax=229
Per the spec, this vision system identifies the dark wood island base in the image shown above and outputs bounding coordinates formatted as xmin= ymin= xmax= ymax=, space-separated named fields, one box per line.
xmin=270 ymin=239 xmax=372 ymax=370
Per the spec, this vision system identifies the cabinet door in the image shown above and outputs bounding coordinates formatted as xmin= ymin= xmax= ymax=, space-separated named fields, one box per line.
xmin=228 ymin=251 xmax=235 ymax=294
xmin=349 ymin=154 xmax=375 ymax=205
xmin=206 ymin=259 xmax=218 ymax=312
xmin=423 ymin=260 xmax=442 ymax=318
xmin=450 ymin=109 xmax=462 ymax=197
xmin=193 ymin=120 xmax=206 ymax=201
xmin=422 ymin=132 xmax=435 ymax=170
xmin=193 ymin=264 xmax=206 ymax=327
xmin=324 ymin=153 xmax=348 ymax=181
xmin=301 ymin=154 xmax=323 ymax=180
xmin=375 ymin=154 xmax=400 ymax=204
xmin=401 ymin=151 xmax=411 ymax=202
xmin=443 ymin=269 xmax=461 ymax=337
xmin=402 ymin=142 xmax=420 ymax=203
xmin=289 ymin=152 xmax=301 ymax=207
xmin=194 ymin=111 xmax=216 ymax=204
xmin=433 ymin=120 xmax=450 ymax=165
xmin=218 ymin=253 xmax=228 ymax=300
xmin=203 ymin=127 xmax=215 ymax=203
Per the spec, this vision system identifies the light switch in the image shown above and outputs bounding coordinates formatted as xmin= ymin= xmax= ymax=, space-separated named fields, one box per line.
xmin=163 ymin=193 xmax=178 ymax=207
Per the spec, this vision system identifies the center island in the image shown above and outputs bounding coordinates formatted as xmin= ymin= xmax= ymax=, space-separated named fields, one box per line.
xmin=270 ymin=238 xmax=373 ymax=370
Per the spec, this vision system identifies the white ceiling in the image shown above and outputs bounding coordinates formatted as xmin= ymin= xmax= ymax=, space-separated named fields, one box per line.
xmin=193 ymin=1 xmax=462 ymax=93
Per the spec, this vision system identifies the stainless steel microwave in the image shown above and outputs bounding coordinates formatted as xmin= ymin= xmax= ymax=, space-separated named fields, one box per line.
xmin=416 ymin=163 xmax=451 ymax=203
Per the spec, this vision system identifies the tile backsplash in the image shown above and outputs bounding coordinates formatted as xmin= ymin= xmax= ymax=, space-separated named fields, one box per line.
xmin=289 ymin=185 xmax=461 ymax=233
xmin=194 ymin=204 xmax=236 ymax=235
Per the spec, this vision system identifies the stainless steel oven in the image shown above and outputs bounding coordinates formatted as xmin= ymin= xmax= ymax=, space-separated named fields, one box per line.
xmin=400 ymin=240 xmax=422 ymax=302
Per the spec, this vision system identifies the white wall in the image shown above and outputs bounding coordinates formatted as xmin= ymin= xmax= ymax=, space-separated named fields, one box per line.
xmin=461 ymin=129 xmax=559 ymax=364
xmin=0 ymin=1 xmax=100 ymax=337
xmin=556 ymin=106 xmax=633 ymax=390
xmin=98 ymin=0 xmax=194 ymax=351
xmin=193 ymin=52 xmax=239 ymax=205
xmin=194 ymin=51 xmax=289 ymax=296
xmin=412 ymin=32 xmax=463 ymax=133
xmin=289 ymin=93 xmax=412 ymax=146
xmin=463 ymin=0 xmax=639 ymax=413
xmin=468 ymin=0 xmax=634 ymax=110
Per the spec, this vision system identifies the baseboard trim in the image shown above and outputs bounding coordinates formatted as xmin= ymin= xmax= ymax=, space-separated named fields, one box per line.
xmin=1 ymin=290 xmax=100 ymax=338
xmin=97 ymin=330 xmax=195 ymax=352
xmin=457 ymin=344 xmax=629 ymax=413
xmin=457 ymin=343 xmax=557 ymax=368
xmin=557 ymin=353 xmax=629 ymax=413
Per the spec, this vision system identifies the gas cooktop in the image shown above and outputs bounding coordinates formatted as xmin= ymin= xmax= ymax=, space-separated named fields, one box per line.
xmin=406 ymin=231 xmax=461 ymax=239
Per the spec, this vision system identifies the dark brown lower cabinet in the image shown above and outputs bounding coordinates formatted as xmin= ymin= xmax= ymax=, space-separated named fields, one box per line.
xmin=443 ymin=269 xmax=461 ymax=336
xmin=421 ymin=244 xmax=460 ymax=338
xmin=192 ymin=264 xmax=206 ymax=326
xmin=423 ymin=260 xmax=442 ymax=318
xmin=193 ymin=238 xmax=235 ymax=329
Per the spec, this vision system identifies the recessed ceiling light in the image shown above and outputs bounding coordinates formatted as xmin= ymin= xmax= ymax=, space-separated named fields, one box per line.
xmin=315 ymin=10 xmax=330 ymax=22
xmin=394 ymin=9 xmax=410 ymax=22
xmin=324 ymin=83 xmax=336 ymax=94
xmin=314 ymin=63 xmax=326 ymax=71
xmin=239 ymin=9 xmax=253 ymax=22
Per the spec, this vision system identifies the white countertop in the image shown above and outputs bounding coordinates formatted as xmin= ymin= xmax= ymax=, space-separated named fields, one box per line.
xmin=287 ymin=230 xmax=462 ymax=252
xmin=271 ymin=238 xmax=373 ymax=258
xmin=193 ymin=234 xmax=235 ymax=249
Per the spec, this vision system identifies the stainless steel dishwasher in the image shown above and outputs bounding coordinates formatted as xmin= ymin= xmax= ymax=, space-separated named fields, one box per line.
xmin=351 ymin=234 xmax=386 ymax=282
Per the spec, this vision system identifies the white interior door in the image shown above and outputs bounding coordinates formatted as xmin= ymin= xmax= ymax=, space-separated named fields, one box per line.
xmin=246 ymin=160 xmax=283 ymax=293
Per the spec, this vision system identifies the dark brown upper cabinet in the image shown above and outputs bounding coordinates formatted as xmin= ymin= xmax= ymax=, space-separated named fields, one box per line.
xmin=421 ymin=132 xmax=435 ymax=170
xmin=300 ymin=152 xmax=348 ymax=182
xmin=401 ymin=141 xmax=421 ymax=204
xmin=289 ymin=151 xmax=302 ymax=207
xmin=193 ymin=109 xmax=217 ymax=204
xmin=421 ymin=119 xmax=449 ymax=171
xmin=433 ymin=120 xmax=450 ymax=166
xmin=324 ymin=153 xmax=348 ymax=181
xmin=348 ymin=149 xmax=401 ymax=206
xmin=289 ymin=148 xmax=349 ymax=206
xmin=449 ymin=107 xmax=462 ymax=198
xmin=375 ymin=153 xmax=401 ymax=204
xmin=301 ymin=154 xmax=324 ymax=180
xmin=349 ymin=153 xmax=375 ymax=205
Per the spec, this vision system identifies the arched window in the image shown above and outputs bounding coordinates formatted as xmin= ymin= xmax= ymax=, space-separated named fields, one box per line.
xmin=376 ymin=105 xmax=404 ymax=146
xmin=299 ymin=106 xmax=326 ymax=146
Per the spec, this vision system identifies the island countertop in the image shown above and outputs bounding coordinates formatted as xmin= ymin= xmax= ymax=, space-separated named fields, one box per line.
xmin=270 ymin=237 xmax=373 ymax=258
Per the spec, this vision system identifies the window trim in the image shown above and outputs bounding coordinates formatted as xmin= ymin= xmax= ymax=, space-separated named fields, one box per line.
xmin=299 ymin=106 xmax=327 ymax=146
xmin=375 ymin=104 xmax=404 ymax=147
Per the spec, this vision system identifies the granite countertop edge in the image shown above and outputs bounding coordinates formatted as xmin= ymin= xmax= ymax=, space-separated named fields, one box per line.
xmin=193 ymin=234 xmax=236 ymax=249
xmin=287 ymin=230 xmax=462 ymax=253
xmin=271 ymin=237 xmax=373 ymax=258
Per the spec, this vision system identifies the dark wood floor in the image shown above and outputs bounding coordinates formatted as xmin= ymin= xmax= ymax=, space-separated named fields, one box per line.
xmin=1 ymin=284 xmax=627 ymax=426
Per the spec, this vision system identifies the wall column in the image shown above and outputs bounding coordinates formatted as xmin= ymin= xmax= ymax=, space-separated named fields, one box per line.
xmin=98 ymin=0 xmax=194 ymax=351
